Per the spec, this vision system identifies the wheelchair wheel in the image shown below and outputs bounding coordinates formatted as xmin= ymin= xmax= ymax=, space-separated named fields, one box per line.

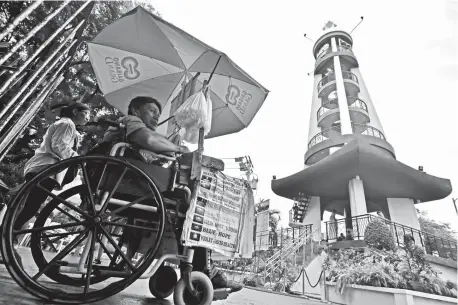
xmin=1 ymin=156 xmax=166 ymax=304
xmin=30 ymin=185 xmax=116 ymax=286
xmin=148 ymin=264 xmax=177 ymax=299
xmin=173 ymin=271 xmax=214 ymax=305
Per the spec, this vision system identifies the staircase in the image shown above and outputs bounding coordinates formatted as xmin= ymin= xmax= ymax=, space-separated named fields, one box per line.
xmin=290 ymin=195 xmax=312 ymax=226
xmin=262 ymin=227 xmax=319 ymax=282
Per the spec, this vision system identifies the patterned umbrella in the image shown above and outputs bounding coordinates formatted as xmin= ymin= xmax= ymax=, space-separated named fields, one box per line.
xmin=87 ymin=6 xmax=269 ymax=138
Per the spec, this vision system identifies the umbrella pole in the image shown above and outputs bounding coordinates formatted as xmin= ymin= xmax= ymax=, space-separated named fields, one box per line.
xmin=199 ymin=54 xmax=222 ymax=151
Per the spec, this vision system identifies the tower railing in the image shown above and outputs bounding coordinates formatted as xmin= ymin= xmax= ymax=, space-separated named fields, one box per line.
xmin=308 ymin=124 xmax=342 ymax=148
xmin=323 ymin=214 xmax=457 ymax=261
xmin=351 ymin=123 xmax=386 ymax=140
xmin=317 ymin=98 xmax=339 ymax=121
xmin=336 ymin=45 xmax=354 ymax=54
xmin=316 ymin=46 xmax=332 ymax=59
xmin=316 ymin=98 xmax=369 ymax=122
xmin=316 ymin=44 xmax=353 ymax=61
xmin=317 ymin=71 xmax=358 ymax=91
xmin=348 ymin=98 xmax=368 ymax=112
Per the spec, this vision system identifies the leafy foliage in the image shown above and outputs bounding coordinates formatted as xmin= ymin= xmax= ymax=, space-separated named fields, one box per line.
xmin=364 ymin=218 xmax=396 ymax=251
xmin=0 ymin=1 xmax=160 ymax=186
xmin=417 ymin=209 xmax=457 ymax=241
xmin=325 ymin=247 xmax=457 ymax=298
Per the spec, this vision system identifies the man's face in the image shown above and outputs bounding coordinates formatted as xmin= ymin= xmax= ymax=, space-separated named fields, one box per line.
xmin=137 ymin=102 xmax=161 ymax=131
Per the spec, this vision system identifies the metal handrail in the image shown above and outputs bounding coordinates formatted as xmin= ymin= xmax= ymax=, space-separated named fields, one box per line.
xmin=336 ymin=45 xmax=354 ymax=54
xmin=342 ymin=71 xmax=358 ymax=83
xmin=316 ymin=46 xmax=332 ymax=59
xmin=348 ymin=98 xmax=368 ymax=113
xmin=317 ymin=73 xmax=336 ymax=91
xmin=308 ymin=124 xmax=342 ymax=149
xmin=317 ymin=71 xmax=358 ymax=91
xmin=352 ymin=123 xmax=386 ymax=140
xmin=317 ymin=99 xmax=339 ymax=121
xmin=324 ymin=214 xmax=457 ymax=261
xmin=315 ymin=45 xmax=354 ymax=60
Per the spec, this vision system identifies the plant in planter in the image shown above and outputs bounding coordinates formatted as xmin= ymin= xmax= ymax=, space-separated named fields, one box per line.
xmin=364 ymin=218 xmax=396 ymax=251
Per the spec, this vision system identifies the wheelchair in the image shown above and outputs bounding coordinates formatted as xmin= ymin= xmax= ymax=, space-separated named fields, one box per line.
xmin=0 ymin=126 xmax=231 ymax=305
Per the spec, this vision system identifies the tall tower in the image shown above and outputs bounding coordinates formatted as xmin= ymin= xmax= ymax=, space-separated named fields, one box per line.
xmin=273 ymin=23 xmax=452 ymax=239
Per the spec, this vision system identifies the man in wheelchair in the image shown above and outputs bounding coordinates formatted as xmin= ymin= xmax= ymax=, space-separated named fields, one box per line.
xmin=100 ymin=96 xmax=243 ymax=294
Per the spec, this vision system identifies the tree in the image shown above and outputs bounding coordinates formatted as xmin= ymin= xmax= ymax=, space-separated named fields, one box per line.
xmin=0 ymin=1 xmax=160 ymax=187
xmin=417 ymin=209 xmax=456 ymax=241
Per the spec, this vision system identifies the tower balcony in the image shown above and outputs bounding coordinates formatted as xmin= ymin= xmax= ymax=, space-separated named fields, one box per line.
xmin=318 ymin=71 xmax=360 ymax=101
xmin=308 ymin=124 xmax=342 ymax=149
xmin=352 ymin=123 xmax=386 ymax=140
xmin=315 ymin=45 xmax=359 ymax=75
xmin=317 ymin=98 xmax=370 ymax=128
xmin=348 ymin=98 xmax=370 ymax=125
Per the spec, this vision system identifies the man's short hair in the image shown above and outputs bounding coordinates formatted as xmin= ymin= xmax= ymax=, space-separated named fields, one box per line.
xmin=128 ymin=96 xmax=162 ymax=115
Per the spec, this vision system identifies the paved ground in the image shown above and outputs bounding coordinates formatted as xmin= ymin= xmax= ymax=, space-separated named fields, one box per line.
xmin=0 ymin=247 xmax=324 ymax=305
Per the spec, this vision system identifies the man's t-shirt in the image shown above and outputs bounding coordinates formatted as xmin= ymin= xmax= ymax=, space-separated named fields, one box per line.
xmin=103 ymin=115 xmax=146 ymax=144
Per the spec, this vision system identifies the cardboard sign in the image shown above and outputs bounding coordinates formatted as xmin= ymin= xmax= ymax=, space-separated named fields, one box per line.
xmin=182 ymin=167 xmax=255 ymax=258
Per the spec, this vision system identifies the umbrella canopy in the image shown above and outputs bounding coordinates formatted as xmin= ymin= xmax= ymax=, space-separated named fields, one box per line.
xmin=87 ymin=6 xmax=269 ymax=138
xmin=271 ymin=136 xmax=452 ymax=203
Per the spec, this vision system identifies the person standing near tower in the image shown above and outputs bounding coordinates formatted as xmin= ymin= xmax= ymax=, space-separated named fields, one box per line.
xmin=330 ymin=210 xmax=338 ymax=239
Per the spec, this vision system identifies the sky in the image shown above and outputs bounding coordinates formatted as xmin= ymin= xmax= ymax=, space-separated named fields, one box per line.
xmin=147 ymin=0 xmax=458 ymax=231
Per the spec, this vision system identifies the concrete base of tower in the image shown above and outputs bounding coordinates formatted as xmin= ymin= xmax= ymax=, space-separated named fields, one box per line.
xmin=349 ymin=176 xmax=367 ymax=217
xmin=301 ymin=197 xmax=321 ymax=241
xmin=387 ymin=198 xmax=421 ymax=230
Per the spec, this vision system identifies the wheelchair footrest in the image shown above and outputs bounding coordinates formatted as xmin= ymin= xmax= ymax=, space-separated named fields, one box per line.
xmin=96 ymin=270 xmax=132 ymax=278
xmin=213 ymin=288 xmax=231 ymax=301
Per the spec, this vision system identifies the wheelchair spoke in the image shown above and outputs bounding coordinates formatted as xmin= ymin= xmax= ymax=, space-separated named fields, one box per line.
xmin=95 ymin=234 xmax=114 ymax=262
xmin=32 ymin=229 xmax=89 ymax=280
xmin=36 ymin=184 xmax=90 ymax=218
xmin=81 ymin=161 xmax=96 ymax=214
xmin=55 ymin=206 xmax=82 ymax=223
xmin=84 ymin=228 xmax=97 ymax=293
xmin=43 ymin=230 xmax=85 ymax=239
xmin=105 ymin=194 xmax=154 ymax=218
xmin=15 ymin=221 xmax=88 ymax=235
xmin=100 ymin=167 xmax=128 ymax=214
xmin=99 ymin=226 xmax=135 ymax=272
xmin=43 ymin=235 xmax=58 ymax=252
xmin=102 ymin=221 xmax=157 ymax=232
xmin=95 ymin=161 xmax=109 ymax=191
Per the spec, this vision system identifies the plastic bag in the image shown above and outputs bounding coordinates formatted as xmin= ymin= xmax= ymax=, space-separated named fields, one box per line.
xmin=174 ymin=90 xmax=212 ymax=144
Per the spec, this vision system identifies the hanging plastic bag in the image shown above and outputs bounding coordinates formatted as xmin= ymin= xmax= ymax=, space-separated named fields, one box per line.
xmin=174 ymin=90 xmax=212 ymax=144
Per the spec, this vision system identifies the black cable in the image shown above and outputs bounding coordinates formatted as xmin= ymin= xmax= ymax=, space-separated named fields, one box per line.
xmin=304 ymin=269 xmax=323 ymax=288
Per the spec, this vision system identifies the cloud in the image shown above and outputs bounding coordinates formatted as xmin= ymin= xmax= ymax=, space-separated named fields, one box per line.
xmin=426 ymin=38 xmax=458 ymax=58
xmin=437 ymin=64 xmax=458 ymax=79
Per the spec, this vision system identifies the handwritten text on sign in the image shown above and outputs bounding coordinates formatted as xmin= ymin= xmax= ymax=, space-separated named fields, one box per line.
xmin=182 ymin=167 xmax=249 ymax=256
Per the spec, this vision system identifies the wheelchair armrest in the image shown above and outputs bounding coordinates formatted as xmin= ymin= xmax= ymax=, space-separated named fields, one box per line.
xmin=138 ymin=149 xmax=176 ymax=162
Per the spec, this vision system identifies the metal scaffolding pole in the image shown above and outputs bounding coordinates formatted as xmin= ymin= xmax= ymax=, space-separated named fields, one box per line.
xmin=0 ymin=0 xmax=72 ymax=67
xmin=0 ymin=1 xmax=91 ymax=98
xmin=0 ymin=58 xmax=69 ymax=158
xmin=0 ymin=45 xmax=75 ymax=135
xmin=0 ymin=74 xmax=64 ymax=162
xmin=0 ymin=36 xmax=77 ymax=132
xmin=0 ymin=0 xmax=45 ymax=42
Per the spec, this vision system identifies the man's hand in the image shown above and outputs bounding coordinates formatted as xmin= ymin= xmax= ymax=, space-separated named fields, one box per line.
xmin=178 ymin=145 xmax=191 ymax=154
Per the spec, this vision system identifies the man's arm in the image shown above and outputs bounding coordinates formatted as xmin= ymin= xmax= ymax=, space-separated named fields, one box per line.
xmin=127 ymin=127 xmax=189 ymax=154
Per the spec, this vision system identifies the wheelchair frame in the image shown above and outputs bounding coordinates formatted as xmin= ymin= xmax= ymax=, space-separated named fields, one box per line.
xmin=66 ymin=142 xmax=198 ymax=281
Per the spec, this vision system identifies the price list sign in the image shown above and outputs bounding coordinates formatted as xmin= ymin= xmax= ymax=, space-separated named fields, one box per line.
xmin=182 ymin=167 xmax=253 ymax=257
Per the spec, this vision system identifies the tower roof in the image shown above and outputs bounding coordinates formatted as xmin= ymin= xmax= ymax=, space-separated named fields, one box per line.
xmin=272 ymin=137 xmax=452 ymax=202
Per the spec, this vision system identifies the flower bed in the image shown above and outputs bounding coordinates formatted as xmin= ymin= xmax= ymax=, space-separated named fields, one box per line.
xmin=323 ymin=218 xmax=457 ymax=298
